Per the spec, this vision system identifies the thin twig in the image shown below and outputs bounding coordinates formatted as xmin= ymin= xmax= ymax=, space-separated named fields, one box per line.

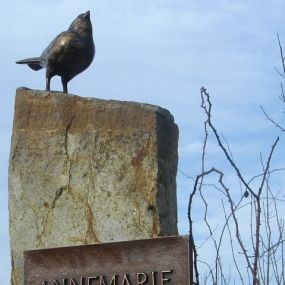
xmin=277 ymin=33 xmax=285 ymax=76
xmin=261 ymin=106 xmax=285 ymax=132
xmin=200 ymin=87 xmax=256 ymax=196
xmin=279 ymin=83 xmax=285 ymax=103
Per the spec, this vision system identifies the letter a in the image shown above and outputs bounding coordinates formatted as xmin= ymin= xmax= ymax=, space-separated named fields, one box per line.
xmin=121 ymin=274 xmax=132 ymax=285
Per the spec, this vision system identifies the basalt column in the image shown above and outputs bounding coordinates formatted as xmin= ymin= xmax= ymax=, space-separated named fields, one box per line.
xmin=9 ymin=88 xmax=179 ymax=285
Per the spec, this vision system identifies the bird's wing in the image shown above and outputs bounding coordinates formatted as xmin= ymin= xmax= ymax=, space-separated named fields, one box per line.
xmin=43 ymin=32 xmax=88 ymax=61
xmin=43 ymin=31 xmax=93 ymax=78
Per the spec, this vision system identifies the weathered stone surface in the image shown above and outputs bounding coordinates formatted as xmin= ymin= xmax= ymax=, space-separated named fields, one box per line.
xmin=9 ymin=88 xmax=178 ymax=285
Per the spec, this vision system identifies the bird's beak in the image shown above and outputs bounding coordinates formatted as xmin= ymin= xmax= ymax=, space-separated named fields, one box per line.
xmin=83 ymin=11 xmax=90 ymax=19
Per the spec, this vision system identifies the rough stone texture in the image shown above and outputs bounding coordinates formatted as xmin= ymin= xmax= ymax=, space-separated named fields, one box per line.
xmin=9 ymin=88 xmax=178 ymax=285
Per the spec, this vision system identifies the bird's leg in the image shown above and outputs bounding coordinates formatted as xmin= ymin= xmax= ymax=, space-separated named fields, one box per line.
xmin=46 ymin=76 xmax=51 ymax=91
xmin=63 ymin=83 xmax=68 ymax=93
xmin=61 ymin=77 xmax=68 ymax=93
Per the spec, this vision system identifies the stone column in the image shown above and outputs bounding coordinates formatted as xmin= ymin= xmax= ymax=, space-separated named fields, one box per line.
xmin=9 ymin=88 xmax=179 ymax=285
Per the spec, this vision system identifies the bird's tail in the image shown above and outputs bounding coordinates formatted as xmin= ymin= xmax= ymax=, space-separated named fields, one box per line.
xmin=15 ymin=57 xmax=43 ymax=71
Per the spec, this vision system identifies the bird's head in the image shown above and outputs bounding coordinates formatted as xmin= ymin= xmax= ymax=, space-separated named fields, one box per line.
xmin=68 ymin=11 xmax=93 ymax=37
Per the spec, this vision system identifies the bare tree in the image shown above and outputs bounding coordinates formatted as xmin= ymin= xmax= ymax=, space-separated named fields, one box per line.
xmin=188 ymin=87 xmax=285 ymax=285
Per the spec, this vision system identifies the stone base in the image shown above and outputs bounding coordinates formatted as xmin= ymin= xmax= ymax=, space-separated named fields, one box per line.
xmin=9 ymin=88 xmax=178 ymax=285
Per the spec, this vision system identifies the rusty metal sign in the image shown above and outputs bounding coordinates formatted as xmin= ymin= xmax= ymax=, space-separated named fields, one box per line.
xmin=24 ymin=235 xmax=191 ymax=285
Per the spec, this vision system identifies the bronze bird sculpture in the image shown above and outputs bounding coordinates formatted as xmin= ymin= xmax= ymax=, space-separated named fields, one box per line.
xmin=16 ymin=11 xmax=95 ymax=93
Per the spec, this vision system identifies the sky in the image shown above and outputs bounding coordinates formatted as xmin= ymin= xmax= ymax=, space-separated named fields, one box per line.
xmin=1 ymin=0 xmax=285 ymax=284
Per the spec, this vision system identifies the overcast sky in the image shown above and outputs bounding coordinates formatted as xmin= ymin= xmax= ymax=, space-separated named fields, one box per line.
xmin=1 ymin=0 xmax=285 ymax=283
